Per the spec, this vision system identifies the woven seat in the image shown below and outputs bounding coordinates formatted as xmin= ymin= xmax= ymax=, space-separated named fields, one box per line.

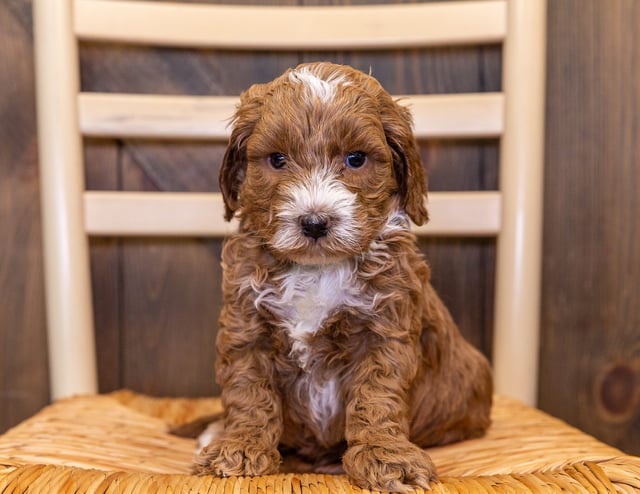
xmin=1 ymin=392 xmax=638 ymax=493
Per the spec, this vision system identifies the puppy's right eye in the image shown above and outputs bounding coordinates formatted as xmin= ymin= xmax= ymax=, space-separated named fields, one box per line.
xmin=268 ymin=153 xmax=287 ymax=169
xmin=345 ymin=151 xmax=367 ymax=169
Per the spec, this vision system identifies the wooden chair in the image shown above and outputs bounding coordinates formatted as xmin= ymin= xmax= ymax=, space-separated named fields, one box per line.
xmin=1 ymin=0 xmax=638 ymax=492
xmin=38 ymin=0 xmax=540 ymax=407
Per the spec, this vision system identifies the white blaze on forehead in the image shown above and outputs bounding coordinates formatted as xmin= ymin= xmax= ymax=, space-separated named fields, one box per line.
xmin=288 ymin=66 xmax=351 ymax=104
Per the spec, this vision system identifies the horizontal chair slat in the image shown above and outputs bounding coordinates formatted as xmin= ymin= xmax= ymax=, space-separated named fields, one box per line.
xmin=78 ymin=92 xmax=504 ymax=140
xmin=415 ymin=191 xmax=501 ymax=236
xmin=407 ymin=93 xmax=504 ymax=138
xmin=84 ymin=191 xmax=501 ymax=237
xmin=78 ymin=93 xmax=237 ymax=140
xmin=74 ymin=0 xmax=506 ymax=49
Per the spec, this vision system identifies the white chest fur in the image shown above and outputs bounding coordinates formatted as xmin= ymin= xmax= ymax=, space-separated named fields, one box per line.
xmin=276 ymin=262 xmax=362 ymax=367
xmin=278 ymin=262 xmax=362 ymax=433
xmin=253 ymin=260 xmax=376 ymax=367
xmin=253 ymin=261 xmax=376 ymax=433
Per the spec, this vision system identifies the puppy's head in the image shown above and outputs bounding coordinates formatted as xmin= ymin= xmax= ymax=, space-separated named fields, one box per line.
xmin=220 ymin=62 xmax=428 ymax=265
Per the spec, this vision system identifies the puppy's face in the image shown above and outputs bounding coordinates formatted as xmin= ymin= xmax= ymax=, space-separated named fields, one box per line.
xmin=221 ymin=63 xmax=428 ymax=265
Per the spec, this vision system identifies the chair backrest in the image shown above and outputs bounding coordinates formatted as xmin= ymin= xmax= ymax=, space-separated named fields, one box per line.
xmin=33 ymin=0 xmax=546 ymax=405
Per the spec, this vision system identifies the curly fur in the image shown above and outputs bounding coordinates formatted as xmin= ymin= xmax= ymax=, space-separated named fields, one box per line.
xmin=194 ymin=62 xmax=493 ymax=492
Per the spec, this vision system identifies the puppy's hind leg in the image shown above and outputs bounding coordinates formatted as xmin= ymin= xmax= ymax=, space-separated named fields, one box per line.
xmin=409 ymin=338 xmax=493 ymax=448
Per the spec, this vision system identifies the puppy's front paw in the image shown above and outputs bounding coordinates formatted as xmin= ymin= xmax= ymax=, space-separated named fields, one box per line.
xmin=343 ymin=440 xmax=437 ymax=492
xmin=193 ymin=437 xmax=281 ymax=477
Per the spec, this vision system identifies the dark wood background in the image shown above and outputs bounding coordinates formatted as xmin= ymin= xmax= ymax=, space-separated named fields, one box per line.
xmin=1 ymin=0 xmax=638 ymax=456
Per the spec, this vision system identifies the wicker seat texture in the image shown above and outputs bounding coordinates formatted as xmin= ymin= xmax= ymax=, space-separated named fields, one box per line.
xmin=1 ymin=391 xmax=638 ymax=493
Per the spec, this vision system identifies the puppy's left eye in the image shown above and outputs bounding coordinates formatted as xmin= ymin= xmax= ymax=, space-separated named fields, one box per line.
xmin=345 ymin=151 xmax=367 ymax=169
xmin=268 ymin=152 xmax=287 ymax=169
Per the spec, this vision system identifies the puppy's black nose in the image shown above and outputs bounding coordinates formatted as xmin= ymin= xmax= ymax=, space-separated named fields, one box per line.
xmin=300 ymin=214 xmax=330 ymax=239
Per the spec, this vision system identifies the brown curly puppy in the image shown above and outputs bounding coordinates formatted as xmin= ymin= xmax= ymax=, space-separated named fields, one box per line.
xmin=194 ymin=62 xmax=493 ymax=492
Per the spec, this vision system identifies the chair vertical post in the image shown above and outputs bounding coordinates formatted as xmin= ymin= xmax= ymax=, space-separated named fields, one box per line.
xmin=33 ymin=0 xmax=98 ymax=399
xmin=493 ymin=0 xmax=547 ymax=405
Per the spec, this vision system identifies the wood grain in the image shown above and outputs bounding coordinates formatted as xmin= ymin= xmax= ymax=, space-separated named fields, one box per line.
xmin=540 ymin=0 xmax=640 ymax=454
xmin=85 ymin=139 xmax=121 ymax=392
xmin=74 ymin=1 xmax=507 ymax=49
xmin=0 ymin=0 xmax=49 ymax=432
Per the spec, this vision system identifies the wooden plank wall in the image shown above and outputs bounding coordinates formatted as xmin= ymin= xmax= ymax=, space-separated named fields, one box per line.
xmin=539 ymin=0 xmax=640 ymax=453
xmin=0 ymin=0 xmax=49 ymax=434
xmin=0 ymin=0 xmax=638 ymax=456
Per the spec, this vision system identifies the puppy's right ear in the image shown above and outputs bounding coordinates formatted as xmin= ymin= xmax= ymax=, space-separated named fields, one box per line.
xmin=219 ymin=83 xmax=268 ymax=221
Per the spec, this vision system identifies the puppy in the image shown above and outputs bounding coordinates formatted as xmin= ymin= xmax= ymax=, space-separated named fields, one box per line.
xmin=194 ymin=62 xmax=492 ymax=492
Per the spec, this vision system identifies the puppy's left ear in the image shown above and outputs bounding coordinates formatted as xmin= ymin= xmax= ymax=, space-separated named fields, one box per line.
xmin=219 ymin=82 xmax=268 ymax=221
xmin=381 ymin=100 xmax=429 ymax=226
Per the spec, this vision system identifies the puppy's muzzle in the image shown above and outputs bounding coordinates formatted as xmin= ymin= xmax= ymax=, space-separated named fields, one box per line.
xmin=299 ymin=213 xmax=331 ymax=240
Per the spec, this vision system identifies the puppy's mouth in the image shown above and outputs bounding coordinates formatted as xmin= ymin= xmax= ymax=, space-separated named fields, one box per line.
xmin=267 ymin=169 xmax=365 ymax=265
xmin=269 ymin=213 xmax=362 ymax=266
